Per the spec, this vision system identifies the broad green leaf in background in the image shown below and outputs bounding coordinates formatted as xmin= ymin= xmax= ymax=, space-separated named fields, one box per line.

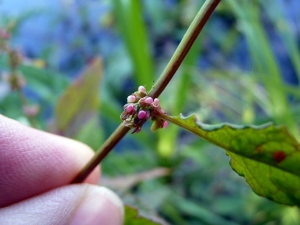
xmin=161 ymin=114 xmax=300 ymax=206
xmin=53 ymin=57 xmax=103 ymax=149
xmin=124 ymin=205 xmax=161 ymax=225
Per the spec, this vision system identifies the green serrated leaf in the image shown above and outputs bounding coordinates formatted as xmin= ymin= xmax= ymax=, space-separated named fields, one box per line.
xmin=161 ymin=113 xmax=300 ymax=206
xmin=124 ymin=205 xmax=161 ymax=225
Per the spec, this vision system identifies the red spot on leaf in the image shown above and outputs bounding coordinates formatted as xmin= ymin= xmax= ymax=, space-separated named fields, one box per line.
xmin=256 ymin=146 xmax=263 ymax=153
xmin=273 ymin=151 xmax=286 ymax=163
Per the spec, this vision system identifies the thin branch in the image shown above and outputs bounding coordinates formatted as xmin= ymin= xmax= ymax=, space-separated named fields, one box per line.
xmin=71 ymin=0 xmax=221 ymax=184
xmin=148 ymin=0 xmax=221 ymax=98
xmin=72 ymin=124 xmax=130 ymax=183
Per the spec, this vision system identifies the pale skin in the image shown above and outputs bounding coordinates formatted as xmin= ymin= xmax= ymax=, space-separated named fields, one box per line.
xmin=0 ymin=115 xmax=124 ymax=225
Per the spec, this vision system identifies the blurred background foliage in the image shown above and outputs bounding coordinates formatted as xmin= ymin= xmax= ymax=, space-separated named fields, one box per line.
xmin=1 ymin=0 xmax=300 ymax=224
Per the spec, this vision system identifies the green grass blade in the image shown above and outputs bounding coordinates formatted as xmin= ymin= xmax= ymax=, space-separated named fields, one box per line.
xmin=113 ymin=0 xmax=154 ymax=88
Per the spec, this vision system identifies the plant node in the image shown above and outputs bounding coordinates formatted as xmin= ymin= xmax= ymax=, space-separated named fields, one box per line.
xmin=120 ymin=86 xmax=168 ymax=133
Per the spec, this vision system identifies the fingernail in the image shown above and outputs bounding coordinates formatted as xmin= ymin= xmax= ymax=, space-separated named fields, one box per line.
xmin=71 ymin=186 xmax=124 ymax=225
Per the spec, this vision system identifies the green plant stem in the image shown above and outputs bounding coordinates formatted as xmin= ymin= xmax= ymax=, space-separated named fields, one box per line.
xmin=72 ymin=124 xmax=130 ymax=183
xmin=148 ymin=0 xmax=221 ymax=98
xmin=71 ymin=0 xmax=221 ymax=184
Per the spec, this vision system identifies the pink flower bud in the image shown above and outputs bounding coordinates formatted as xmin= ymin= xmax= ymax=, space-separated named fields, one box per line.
xmin=153 ymin=98 xmax=160 ymax=106
xmin=132 ymin=126 xmax=142 ymax=134
xmin=138 ymin=86 xmax=146 ymax=94
xmin=23 ymin=105 xmax=39 ymax=117
xmin=0 ymin=29 xmax=10 ymax=39
xmin=121 ymin=111 xmax=129 ymax=120
xmin=126 ymin=104 xmax=134 ymax=113
xmin=138 ymin=110 xmax=147 ymax=119
xmin=163 ymin=121 xmax=168 ymax=129
xmin=127 ymin=95 xmax=136 ymax=103
xmin=145 ymin=97 xmax=153 ymax=104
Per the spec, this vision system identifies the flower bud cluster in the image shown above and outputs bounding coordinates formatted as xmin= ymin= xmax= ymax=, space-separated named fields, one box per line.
xmin=0 ymin=28 xmax=10 ymax=40
xmin=120 ymin=86 xmax=168 ymax=133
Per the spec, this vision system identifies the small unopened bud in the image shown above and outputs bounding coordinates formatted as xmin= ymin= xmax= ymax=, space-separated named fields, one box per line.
xmin=132 ymin=126 xmax=142 ymax=134
xmin=23 ymin=105 xmax=39 ymax=117
xmin=9 ymin=50 xmax=23 ymax=69
xmin=150 ymin=120 xmax=160 ymax=132
xmin=153 ymin=98 xmax=160 ymax=106
xmin=121 ymin=111 xmax=129 ymax=120
xmin=127 ymin=95 xmax=136 ymax=103
xmin=138 ymin=110 xmax=147 ymax=119
xmin=0 ymin=28 xmax=10 ymax=40
xmin=138 ymin=86 xmax=146 ymax=94
xmin=163 ymin=121 xmax=168 ymax=128
xmin=9 ymin=72 xmax=26 ymax=90
xmin=145 ymin=97 xmax=153 ymax=104
xmin=126 ymin=104 xmax=135 ymax=113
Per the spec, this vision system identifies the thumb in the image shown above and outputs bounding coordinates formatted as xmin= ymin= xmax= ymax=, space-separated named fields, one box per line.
xmin=0 ymin=184 xmax=124 ymax=225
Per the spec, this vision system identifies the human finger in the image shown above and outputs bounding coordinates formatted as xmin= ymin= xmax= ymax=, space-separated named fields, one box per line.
xmin=0 ymin=115 xmax=100 ymax=207
xmin=0 ymin=184 xmax=123 ymax=225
